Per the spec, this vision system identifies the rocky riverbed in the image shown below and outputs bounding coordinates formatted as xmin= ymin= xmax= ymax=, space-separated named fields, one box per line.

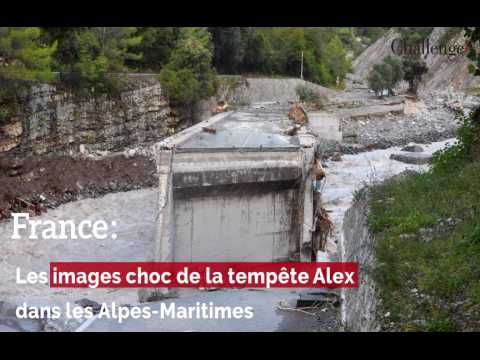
xmin=320 ymin=139 xmax=454 ymax=258
xmin=340 ymin=107 xmax=459 ymax=149
xmin=318 ymin=138 xmax=455 ymax=330
xmin=315 ymin=79 xmax=477 ymax=158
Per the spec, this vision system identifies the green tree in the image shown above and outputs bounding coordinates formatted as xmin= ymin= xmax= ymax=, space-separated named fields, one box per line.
xmin=303 ymin=28 xmax=351 ymax=86
xmin=44 ymin=27 xmax=142 ymax=93
xmin=355 ymin=27 xmax=389 ymax=44
xmin=368 ymin=68 xmax=387 ymax=96
xmin=335 ymin=27 xmax=355 ymax=47
xmin=204 ymin=27 xmax=353 ymax=88
xmin=276 ymin=27 xmax=306 ymax=76
xmin=239 ymin=28 xmax=274 ymax=74
xmin=402 ymin=57 xmax=428 ymax=95
xmin=394 ymin=27 xmax=432 ymax=95
xmin=0 ymin=27 xmax=56 ymax=85
xmin=126 ymin=27 xmax=179 ymax=71
xmin=159 ymin=27 xmax=217 ymax=107
xmin=256 ymin=27 xmax=306 ymax=76
xmin=0 ymin=27 xmax=56 ymax=116
xmin=322 ymin=35 xmax=351 ymax=84
xmin=396 ymin=27 xmax=434 ymax=43
xmin=368 ymin=55 xmax=404 ymax=97
xmin=41 ymin=27 xmax=83 ymax=69
xmin=303 ymin=49 xmax=332 ymax=85
xmin=209 ymin=27 xmax=244 ymax=74
xmin=384 ymin=55 xmax=404 ymax=87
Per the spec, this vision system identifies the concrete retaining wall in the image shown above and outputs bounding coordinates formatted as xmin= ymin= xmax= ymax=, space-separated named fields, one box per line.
xmin=342 ymin=188 xmax=378 ymax=331
xmin=1 ymin=79 xmax=175 ymax=158
xmin=214 ymin=76 xmax=335 ymax=105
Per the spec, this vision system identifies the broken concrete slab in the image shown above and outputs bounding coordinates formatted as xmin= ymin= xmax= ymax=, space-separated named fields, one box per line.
xmin=174 ymin=103 xmax=300 ymax=150
xmin=297 ymin=289 xmax=340 ymax=308
xmin=308 ymin=112 xmax=342 ymax=142
xmin=390 ymin=152 xmax=432 ymax=165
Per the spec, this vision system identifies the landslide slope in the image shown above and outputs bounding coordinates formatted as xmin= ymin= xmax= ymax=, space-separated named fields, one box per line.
xmin=352 ymin=27 xmax=480 ymax=94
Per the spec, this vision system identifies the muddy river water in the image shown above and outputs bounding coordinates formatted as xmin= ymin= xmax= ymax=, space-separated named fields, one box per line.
xmin=0 ymin=138 xmax=455 ymax=331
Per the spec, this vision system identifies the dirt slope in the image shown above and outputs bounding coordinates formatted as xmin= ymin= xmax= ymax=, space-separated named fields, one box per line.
xmin=0 ymin=153 xmax=157 ymax=221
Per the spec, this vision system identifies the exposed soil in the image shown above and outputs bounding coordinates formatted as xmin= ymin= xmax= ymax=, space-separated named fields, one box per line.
xmin=0 ymin=153 xmax=157 ymax=221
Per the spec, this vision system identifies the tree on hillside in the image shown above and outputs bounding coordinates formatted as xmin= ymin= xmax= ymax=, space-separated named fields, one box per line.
xmin=303 ymin=50 xmax=332 ymax=85
xmin=159 ymin=27 xmax=217 ymax=108
xmin=265 ymin=27 xmax=306 ymax=76
xmin=41 ymin=27 xmax=82 ymax=68
xmin=394 ymin=27 xmax=432 ymax=95
xmin=0 ymin=27 xmax=56 ymax=116
xmin=396 ymin=27 xmax=434 ymax=43
xmin=42 ymin=27 xmax=142 ymax=93
xmin=205 ymin=27 xmax=353 ymax=87
xmin=355 ymin=27 xmax=389 ymax=45
xmin=32 ymin=27 xmax=356 ymax=95
xmin=126 ymin=27 xmax=179 ymax=71
xmin=209 ymin=27 xmax=244 ymax=74
xmin=0 ymin=27 xmax=56 ymax=85
xmin=239 ymin=27 xmax=274 ymax=74
xmin=303 ymin=27 xmax=352 ymax=85
xmin=322 ymin=35 xmax=351 ymax=86
xmin=368 ymin=55 xmax=404 ymax=97
xmin=335 ymin=27 xmax=356 ymax=48
xmin=401 ymin=57 xmax=428 ymax=96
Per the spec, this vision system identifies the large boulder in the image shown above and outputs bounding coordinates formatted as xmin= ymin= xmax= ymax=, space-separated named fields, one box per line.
xmin=390 ymin=152 xmax=432 ymax=165
xmin=401 ymin=145 xmax=424 ymax=153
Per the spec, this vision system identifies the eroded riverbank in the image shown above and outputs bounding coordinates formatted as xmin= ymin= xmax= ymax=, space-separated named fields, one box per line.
xmin=0 ymin=128 xmax=456 ymax=331
xmin=318 ymin=138 xmax=455 ymax=330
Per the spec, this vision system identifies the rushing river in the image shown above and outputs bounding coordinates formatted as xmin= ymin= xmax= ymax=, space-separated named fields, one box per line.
xmin=320 ymin=138 xmax=456 ymax=259
xmin=0 ymin=138 xmax=456 ymax=332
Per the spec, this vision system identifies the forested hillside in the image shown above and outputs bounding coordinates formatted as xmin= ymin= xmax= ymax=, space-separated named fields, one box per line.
xmin=0 ymin=27 xmax=388 ymax=114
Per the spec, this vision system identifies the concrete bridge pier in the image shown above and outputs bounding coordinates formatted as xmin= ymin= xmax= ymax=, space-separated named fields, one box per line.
xmin=138 ymin=104 xmax=319 ymax=302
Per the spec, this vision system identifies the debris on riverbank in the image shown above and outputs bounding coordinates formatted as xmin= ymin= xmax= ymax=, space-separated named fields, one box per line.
xmin=0 ymin=152 xmax=157 ymax=221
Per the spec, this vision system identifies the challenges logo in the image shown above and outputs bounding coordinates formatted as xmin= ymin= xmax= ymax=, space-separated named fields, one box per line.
xmin=391 ymin=37 xmax=466 ymax=59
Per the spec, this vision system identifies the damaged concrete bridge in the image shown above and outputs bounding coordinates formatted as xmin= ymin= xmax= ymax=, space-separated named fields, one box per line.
xmin=151 ymin=102 xmax=319 ymax=264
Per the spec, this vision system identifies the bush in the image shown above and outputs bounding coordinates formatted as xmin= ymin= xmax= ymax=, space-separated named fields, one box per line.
xmin=432 ymin=108 xmax=480 ymax=171
xmin=296 ymin=85 xmax=327 ymax=109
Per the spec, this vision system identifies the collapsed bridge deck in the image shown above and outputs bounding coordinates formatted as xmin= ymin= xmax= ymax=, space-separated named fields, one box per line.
xmin=153 ymin=102 xmax=317 ymax=263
